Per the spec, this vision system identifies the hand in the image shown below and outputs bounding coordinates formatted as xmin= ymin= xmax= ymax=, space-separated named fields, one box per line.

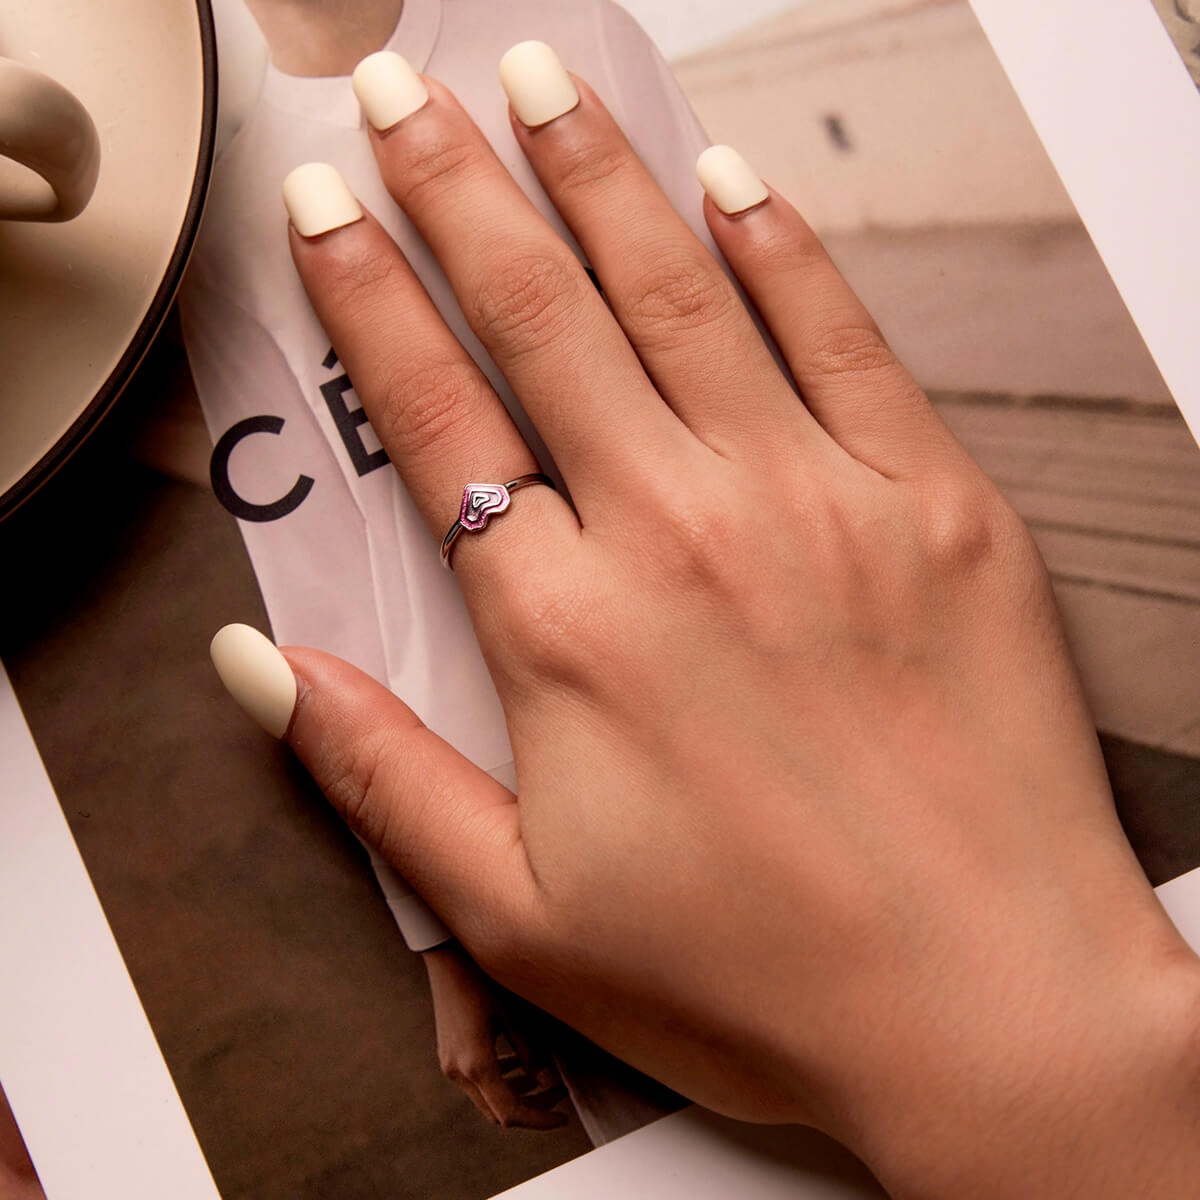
xmin=213 ymin=45 xmax=1200 ymax=1199
xmin=422 ymin=942 xmax=567 ymax=1130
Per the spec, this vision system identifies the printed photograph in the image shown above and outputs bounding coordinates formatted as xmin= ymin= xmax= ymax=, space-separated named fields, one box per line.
xmin=1152 ymin=0 xmax=1200 ymax=88
xmin=3 ymin=1 xmax=1199 ymax=1197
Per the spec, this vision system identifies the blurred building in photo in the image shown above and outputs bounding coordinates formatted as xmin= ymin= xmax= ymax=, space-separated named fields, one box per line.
xmin=675 ymin=0 xmax=1073 ymax=231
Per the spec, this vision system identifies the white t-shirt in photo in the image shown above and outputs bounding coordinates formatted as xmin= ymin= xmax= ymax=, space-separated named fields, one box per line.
xmin=179 ymin=0 xmax=717 ymax=1143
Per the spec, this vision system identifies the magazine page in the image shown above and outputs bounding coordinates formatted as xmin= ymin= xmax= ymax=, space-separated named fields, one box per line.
xmin=2 ymin=1 xmax=1198 ymax=1197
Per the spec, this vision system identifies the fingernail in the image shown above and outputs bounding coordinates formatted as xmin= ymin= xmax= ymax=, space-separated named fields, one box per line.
xmin=353 ymin=50 xmax=429 ymax=130
xmin=499 ymin=41 xmax=579 ymax=128
xmin=696 ymin=145 xmax=769 ymax=215
xmin=210 ymin=623 xmax=297 ymax=739
xmin=281 ymin=162 xmax=363 ymax=237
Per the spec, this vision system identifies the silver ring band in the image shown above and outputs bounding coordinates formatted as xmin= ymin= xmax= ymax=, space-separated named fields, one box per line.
xmin=440 ymin=473 xmax=556 ymax=569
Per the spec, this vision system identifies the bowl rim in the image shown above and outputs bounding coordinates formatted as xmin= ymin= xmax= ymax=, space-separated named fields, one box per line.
xmin=0 ymin=0 xmax=218 ymax=522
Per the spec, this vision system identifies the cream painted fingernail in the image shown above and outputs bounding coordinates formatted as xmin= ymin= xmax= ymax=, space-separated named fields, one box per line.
xmin=353 ymin=50 xmax=429 ymax=130
xmin=696 ymin=145 xmax=769 ymax=215
xmin=499 ymin=41 xmax=579 ymax=127
xmin=210 ymin=624 xmax=297 ymax=739
xmin=282 ymin=162 xmax=363 ymax=237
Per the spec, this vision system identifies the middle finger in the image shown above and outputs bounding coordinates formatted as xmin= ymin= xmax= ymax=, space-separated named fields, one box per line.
xmin=353 ymin=56 xmax=693 ymax=511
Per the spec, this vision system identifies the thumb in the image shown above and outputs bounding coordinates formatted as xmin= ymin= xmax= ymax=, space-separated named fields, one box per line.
xmin=209 ymin=624 xmax=532 ymax=947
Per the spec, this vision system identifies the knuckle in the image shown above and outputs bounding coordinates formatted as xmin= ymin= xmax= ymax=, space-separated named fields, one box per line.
xmin=502 ymin=576 xmax=597 ymax=677
xmin=327 ymin=730 xmax=392 ymax=847
xmin=623 ymin=253 xmax=737 ymax=341
xmin=919 ymin=477 xmax=1016 ymax=573
xmin=844 ymin=376 xmax=930 ymax=443
xmin=467 ymin=249 xmax=578 ymax=355
xmin=655 ymin=489 xmax=742 ymax=586
xmin=461 ymin=1062 xmax=490 ymax=1086
xmin=324 ymin=724 xmax=438 ymax=864
xmin=444 ymin=1061 xmax=490 ymax=1091
xmin=377 ymin=356 xmax=486 ymax=458
xmin=390 ymin=135 xmax=480 ymax=210
xmin=550 ymin=136 xmax=628 ymax=196
xmin=806 ymin=320 xmax=895 ymax=381
xmin=746 ymin=217 xmax=827 ymax=277
xmin=321 ymin=241 xmax=406 ymax=308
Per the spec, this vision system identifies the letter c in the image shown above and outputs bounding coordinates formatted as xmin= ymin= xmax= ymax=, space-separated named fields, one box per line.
xmin=209 ymin=415 xmax=315 ymax=522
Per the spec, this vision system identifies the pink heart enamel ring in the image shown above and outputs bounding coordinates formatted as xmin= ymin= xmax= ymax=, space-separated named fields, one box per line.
xmin=440 ymin=473 xmax=556 ymax=569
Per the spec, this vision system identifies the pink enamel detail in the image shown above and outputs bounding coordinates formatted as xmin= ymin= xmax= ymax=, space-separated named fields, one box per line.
xmin=459 ymin=483 xmax=511 ymax=531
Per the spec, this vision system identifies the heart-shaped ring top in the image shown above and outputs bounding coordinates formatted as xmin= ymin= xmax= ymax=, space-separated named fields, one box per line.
xmin=459 ymin=483 xmax=511 ymax=531
xmin=440 ymin=473 xmax=556 ymax=569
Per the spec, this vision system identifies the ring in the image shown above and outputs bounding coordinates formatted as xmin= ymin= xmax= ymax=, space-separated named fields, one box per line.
xmin=440 ymin=473 xmax=556 ymax=569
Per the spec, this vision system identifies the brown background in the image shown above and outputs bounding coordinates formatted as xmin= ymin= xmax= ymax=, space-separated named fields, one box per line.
xmin=0 ymin=328 xmax=592 ymax=1199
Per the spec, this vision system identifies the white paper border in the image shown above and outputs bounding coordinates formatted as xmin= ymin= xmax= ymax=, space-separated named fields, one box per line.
xmin=0 ymin=663 xmax=220 ymax=1199
xmin=967 ymin=0 xmax=1200 ymax=442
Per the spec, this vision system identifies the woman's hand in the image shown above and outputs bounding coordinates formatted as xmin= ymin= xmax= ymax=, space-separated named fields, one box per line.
xmin=213 ymin=45 xmax=1200 ymax=1198
xmin=422 ymin=942 xmax=566 ymax=1130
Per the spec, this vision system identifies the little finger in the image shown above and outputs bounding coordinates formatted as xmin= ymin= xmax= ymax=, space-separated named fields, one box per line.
xmin=698 ymin=148 xmax=966 ymax=479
